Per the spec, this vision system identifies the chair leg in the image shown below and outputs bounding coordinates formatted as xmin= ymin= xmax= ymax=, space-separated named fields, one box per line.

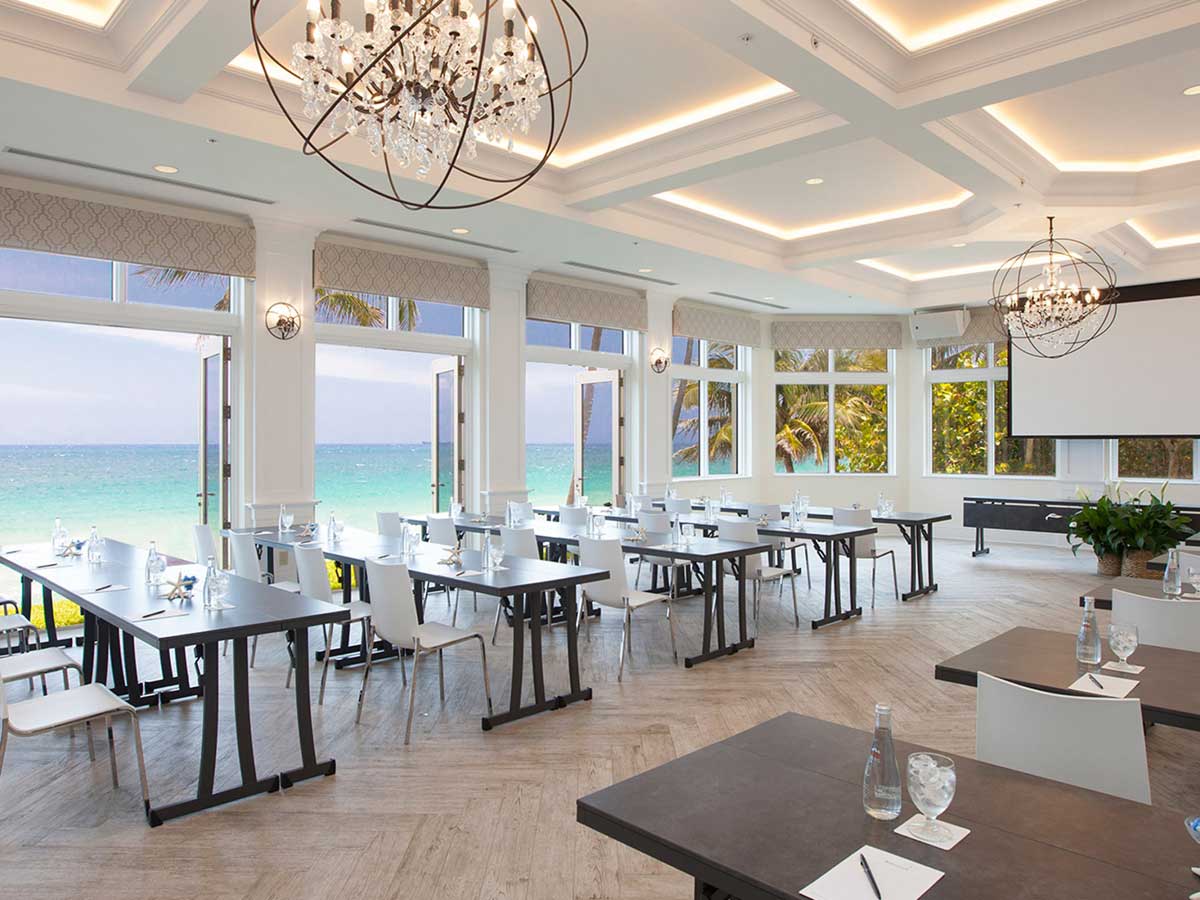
xmin=0 ymin=723 xmax=7 ymax=777
xmin=355 ymin=625 xmax=376 ymax=724
xmin=473 ymin=591 xmax=478 ymax=613
xmin=667 ymin=576 xmax=678 ymax=664
xmin=804 ymin=545 xmax=812 ymax=590
xmin=492 ymin=599 xmax=504 ymax=646
xmin=584 ymin=595 xmax=593 ymax=642
xmin=404 ymin=645 xmax=422 ymax=745
xmin=475 ymin=636 xmax=494 ymax=717
xmin=617 ymin=603 xmax=630 ymax=682
xmin=39 ymin=673 xmax=48 ymax=696
xmin=635 ymin=559 xmax=643 ymax=588
xmin=890 ymin=552 xmax=899 ymax=599
xmin=85 ymin=720 xmax=96 ymax=761
xmin=318 ymin=623 xmax=334 ymax=705
xmin=105 ymin=716 xmax=119 ymax=787
xmin=127 ymin=712 xmax=150 ymax=812
xmin=872 ymin=557 xmax=877 ymax=609
xmin=223 ymin=640 xmax=228 ymax=657
xmin=451 ymin=590 xmax=460 ymax=627
xmin=789 ymin=571 xmax=800 ymax=627
xmin=438 ymin=649 xmax=445 ymax=702
xmin=250 ymin=634 xmax=258 ymax=668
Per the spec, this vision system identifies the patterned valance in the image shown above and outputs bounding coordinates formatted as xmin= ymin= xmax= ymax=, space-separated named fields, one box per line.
xmin=0 ymin=185 xmax=255 ymax=278
xmin=314 ymin=237 xmax=489 ymax=309
xmin=771 ymin=317 xmax=903 ymax=350
xmin=673 ymin=301 xmax=762 ymax=347
xmin=914 ymin=307 xmax=1007 ymax=348
xmin=527 ymin=276 xmax=647 ymax=331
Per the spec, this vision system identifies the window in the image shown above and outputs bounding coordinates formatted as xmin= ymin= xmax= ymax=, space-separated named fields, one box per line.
xmin=128 ymin=265 xmax=231 ymax=311
xmin=670 ymin=338 xmax=746 ymax=478
xmin=673 ymin=336 xmax=699 ymax=365
xmin=774 ymin=349 xmax=892 ymax=474
xmin=316 ymin=291 xmax=465 ymax=335
xmin=0 ymin=248 xmax=112 ymax=300
xmin=527 ymin=319 xmax=624 ymax=353
xmin=671 ymin=378 xmax=700 ymax=477
xmin=527 ymin=318 xmax=571 ymax=348
xmin=578 ymin=325 xmax=624 ymax=353
xmin=1116 ymin=439 xmax=1195 ymax=480
xmin=927 ymin=342 xmax=1055 ymax=477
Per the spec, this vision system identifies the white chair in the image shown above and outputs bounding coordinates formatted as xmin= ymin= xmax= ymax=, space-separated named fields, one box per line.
xmin=579 ymin=537 xmax=676 ymax=680
xmin=507 ymin=501 xmax=535 ymax=524
xmin=359 ymin=558 xmax=493 ymax=743
xmin=832 ymin=507 xmax=897 ymax=607
xmin=192 ymin=523 xmax=220 ymax=566
xmin=376 ymin=511 xmax=407 ymax=538
xmin=0 ymin=645 xmax=81 ymax=697
xmin=719 ymin=518 xmax=799 ymax=628
xmin=558 ymin=505 xmax=589 ymax=528
xmin=747 ymin=502 xmax=812 ymax=591
xmin=630 ymin=494 xmax=656 ymax=512
xmin=663 ymin=497 xmax=693 ymax=516
xmin=228 ymin=531 xmax=300 ymax=667
xmin=0 ymin=600 xmax=42 ymax=690
xmin=1112 ymin=588 xmax=1200 ymax=652
xmin=425 ymin=515 xmax=461 ymax=614
xmin=496 ymin=527 xmax=544 ymax=643
xmin=295 ymin=542 xmax=373 ymax=706
xmin=0 ymin=680 xmax=150 ymax=814
xmin=976 ymin=672 xmax=1150 ymax=804
xmin=634 ymin=511 xmax=683 ymax=591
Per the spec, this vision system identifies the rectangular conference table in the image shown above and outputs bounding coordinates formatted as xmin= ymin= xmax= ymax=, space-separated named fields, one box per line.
xmin=405 ymin=513 xmax=774 ymax=664
xmin=577 ymin=713 xmax=1198 ymax=899
xmin=935 ymin=625 xmax=1200 ymax=731
xmin=0 ymin=539 xmax=349 ymax=825
xmin=237 ymin=526 xmax=609 ymax=729
xmin=1079 ymin=574 xmax=1199 ymax=610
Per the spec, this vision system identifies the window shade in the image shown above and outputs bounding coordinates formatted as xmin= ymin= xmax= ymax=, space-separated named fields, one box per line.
xmin=526 ymin=275 xmax=647 ymax=331
xmin=314 ymin=236 xmax=489 ymax=309
xmin=914 ymin=307 xmax=1006 ymax=348
xmin=673 ymin=301 xmax=762 ymax=347
xmin=0 ymin=185 xmax=255 ymax=278
xmin=771 ymin=317 xmax=903 ymax=350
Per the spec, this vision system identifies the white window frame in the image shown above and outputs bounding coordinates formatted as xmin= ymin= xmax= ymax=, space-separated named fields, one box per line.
xmin=924 ymin=342 xmax=1060 ymax=479
xmin=772 ymin=348 xmax=894 ymax=477
xmin=671 ymin=341 xmax=750 ymax=481
xmin=525 ymin=318 xmax=628 ymax=356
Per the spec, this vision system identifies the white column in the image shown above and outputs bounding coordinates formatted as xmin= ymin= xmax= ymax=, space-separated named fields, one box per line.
xmin=478 ymin=263 xmax=531 ymax=514
xmin=750 ymin=322 xmax=774 ymax=502
xmin=641 ymin=291 xmax=677 ymax=497
xmin=238 ymin=218 xmax=319 ymax=526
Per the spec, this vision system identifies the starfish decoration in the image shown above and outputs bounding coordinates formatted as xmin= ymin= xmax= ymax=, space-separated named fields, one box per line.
xmin=164 ymin=573 xmax=195 ymax=601
xmin=438 ymin=543 xmax=464 ymax=568
xmin=295 ymin=523 xmax=316 ymax=539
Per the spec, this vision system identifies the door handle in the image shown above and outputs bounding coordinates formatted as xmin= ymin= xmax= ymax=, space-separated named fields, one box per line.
xmin=1045 ymin=513 xmax=1063 ymax=520
xmin=195 ymin=492 xmax=215 ymax=498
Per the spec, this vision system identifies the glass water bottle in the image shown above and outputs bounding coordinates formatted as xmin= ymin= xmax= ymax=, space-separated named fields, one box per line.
xmin=145 ymin=541 xmax=166 ymax=587
xmin=863 ymin=703 xmax=903 ymax=820
xmin=203 ymin=555 xmax=219 ymax=609
xmin=86 ymin=525 xmax=103 ymax=565
xmin=1163 ymin=548 xmax=1183 ymax=597
xmin=1076 ymin=597 xmax=1102 ymax=665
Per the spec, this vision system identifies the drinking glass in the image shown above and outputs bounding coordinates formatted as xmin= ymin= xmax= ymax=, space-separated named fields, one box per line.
xmin=281 ymin=509 xmax=295 ymax=531
xmin=406 ymin=525 xmax=421 ymax=559
xmin=489 ymin=541 xmax=505 ymax=569
xmin=906 ymin=753 xmax=957 ymax=843
xmin=451 ymin=501 xmax=464 ymax=518
xmin=1187 ymin=566 xmax=1200 ymax=593
xmin=681 ymin=523 xmax=695 ymax=545
xmin=1108 ymin=622 xmax=1140 ymax=672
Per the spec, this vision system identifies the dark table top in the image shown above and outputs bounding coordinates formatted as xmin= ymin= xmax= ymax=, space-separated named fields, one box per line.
xmin=935 ymin=625 xmax=1200 ymax=729
xmin=1080 ymin=576 xmax=1200 ymax=609
xmin=533 ymin=508 xmax=876 ymax=543
xmin=577 ymin=712 xmax=1198 ymax=899
xmin=634 ymin=500 xmax=950 ymax=526
xmin=0 ymin=540 xmax=348 ymax=649
xmin=234 ymin=526 xmax=610 ymax=596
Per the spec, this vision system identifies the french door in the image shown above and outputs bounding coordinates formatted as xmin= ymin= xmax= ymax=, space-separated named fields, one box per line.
xmin=573 ymin=368 xmax=624 ymax=506
xmin=431 ymin=356 xmax=464 ymax=512
xmin=198 ymin=337 xmax=231 ymax=564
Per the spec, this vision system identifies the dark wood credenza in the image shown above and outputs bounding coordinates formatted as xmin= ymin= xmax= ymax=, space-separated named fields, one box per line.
xmin=963 ymin=496 xmax=1200 ymax=556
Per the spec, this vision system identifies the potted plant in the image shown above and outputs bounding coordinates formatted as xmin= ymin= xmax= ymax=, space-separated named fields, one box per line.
xmin=1067 ymin=492 xmax=1126 ymax=576
xmin=1115 ymin=486 xmax=1192 ymax=579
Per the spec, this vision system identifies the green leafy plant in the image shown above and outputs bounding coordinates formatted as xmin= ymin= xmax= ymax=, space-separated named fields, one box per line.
xmin=1114 ymin=485 xmax=1192 ymax=555
xmin=1067 ymin=493 xmax=1125 ymax=559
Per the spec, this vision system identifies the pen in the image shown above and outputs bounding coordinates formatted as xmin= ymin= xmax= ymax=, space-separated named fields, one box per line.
xmin=859 ymin=852 xmax=883 ymax=900
xmin=141 ymin=609 xmax=166 ymax=619
xmin=36 ymin=562 xmax=58 ymax=568
xmin=1088 ymin=673 xmax=1105 ymax=690
xmin=93 ymin=584 xmax=113 ymax=593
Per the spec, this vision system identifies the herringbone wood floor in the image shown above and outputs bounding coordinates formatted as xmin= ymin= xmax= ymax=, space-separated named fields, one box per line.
xmin=1 ymin=539 xmax=1197 ymax=900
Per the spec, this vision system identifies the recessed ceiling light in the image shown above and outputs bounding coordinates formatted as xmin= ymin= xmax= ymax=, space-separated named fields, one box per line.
xmin=952 ymin=242 xmax=967 ymax=248
xmin=1184 ymin=85 xmax=1200 ymax=96
xmin=805 ymin=177 xmax=824 ymax=186
xmin=638 ymin=267 xmax=653 ymax=273
xmin=153 ymin=164 xmax=178 ymax=174
xmin=764 ymin=296 xmax=775 ymax=300
xmin=450 ymin=227 xmax=470 ymax=235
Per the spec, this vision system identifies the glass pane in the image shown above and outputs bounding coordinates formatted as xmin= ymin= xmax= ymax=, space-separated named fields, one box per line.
xmin=404 ymin=299 xmax=463 ymax=336
xmin=314 ymin=289 xmax=387 ymax=327
xmin=1117 ymin=438 xmax=1194 ymax=480
xmin=578 ymin=325 xmax=624 ymax=353
xmin=930 ymin=343 xmax=987 ymax=370
xmin=834 ymin=384 xmax=888 ymax=473
xmin=202 ymin=354 xmax=221 ymax=535
xmin=993 ymin=342 xmax=1009 ymax=368
xmin=930 ymin=381 xmax=987 ymax=474
xmin=834 ymin=348 xmax=888 ymax=372
xmin=436 ymin=370 xmax=454 ymax=512
xmin=672 ymin=336 xmax=699 ymax=366
xmin=707 ymin=341 xmax=737 ymax=370
xmin=993 ymin=381 xmax=1056 ymax=476
xmin=775 ymin=384 xmax=829 ymax=473
xmin=671 ymin=378 xmax=700 ymax=478
xmin=525 ymin=362 xmax=580 ymax=505
xmin=774 ymin=349 xmax=828 ymax=372
xmin=580 ymin=379 xmax=614 ymax=504
xmin=0 ymin=248 xmax=112 ymax=300
xmin=527 ymin=318 xmax=571 ymax=348
xmin=128 ymin=265 xmax=231 ymax=311
xmin=707 ymin=381 xmax=737 ymax=475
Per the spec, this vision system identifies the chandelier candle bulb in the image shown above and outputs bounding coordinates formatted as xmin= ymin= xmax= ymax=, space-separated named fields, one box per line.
xmin=307 ymin=0 xmax=320 ymax=21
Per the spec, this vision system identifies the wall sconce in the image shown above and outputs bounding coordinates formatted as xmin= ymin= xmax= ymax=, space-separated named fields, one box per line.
xmin=649 ymin=346 xmax=670 ymax=374
xmin=265 ymin=302 xmax=301 ymax=341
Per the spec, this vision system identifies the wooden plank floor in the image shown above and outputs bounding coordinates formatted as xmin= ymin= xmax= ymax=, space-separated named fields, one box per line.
xmin=2 ymin=539 xmax=1197 ymax=899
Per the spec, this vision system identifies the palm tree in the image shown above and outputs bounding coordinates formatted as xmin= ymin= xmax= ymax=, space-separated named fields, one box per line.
xmin=669 ymin=342 xmax=739 ymax=473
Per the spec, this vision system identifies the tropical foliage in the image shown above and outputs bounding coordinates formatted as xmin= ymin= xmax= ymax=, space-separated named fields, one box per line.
xmin=670 ymin=341 xmax=738 ymax=475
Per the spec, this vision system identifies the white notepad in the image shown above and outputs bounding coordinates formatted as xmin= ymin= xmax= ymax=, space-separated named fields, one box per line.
xmin=1068 ymin=672 xmax=1139 ymax=698
xmin=139 ymin=609 xmax=190 ymax=621
xmin=800 ymin=845 xmax=944 ymax=900
xmin=85 ymin=584 xmax=129 ymax=594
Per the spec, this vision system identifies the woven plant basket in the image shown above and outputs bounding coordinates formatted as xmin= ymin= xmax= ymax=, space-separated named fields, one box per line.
xmin=1121 ymin=549 xmax=1156 ymax=579
xmin=1096 ymin=553 xmax=1123 ymax=577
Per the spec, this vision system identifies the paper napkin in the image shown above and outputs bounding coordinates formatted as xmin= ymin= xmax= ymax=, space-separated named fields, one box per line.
xmin=1101 ymin=661 xmax=1146 ymax=674
xmin=140 ymin=609 xmax=190 ymax=621
xmin=1069 ymin=672 xmax=1139 ymax=698
xmin=895 ymin=814 xmax=971 ymax=850
xmin=800 ymin=845 xmax=944 ymax=900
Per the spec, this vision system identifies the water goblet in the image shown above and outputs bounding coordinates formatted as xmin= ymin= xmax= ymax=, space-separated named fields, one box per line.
xmin=1187 ymin=566 xmax=1200 ymax=594
xmin=681 ymin=523 xmax=695 ymax=546
xmin=281 ymin=509 xmax=295 ymax=531
xmin=906 ymin=753 xmax=957 ymax=844
xmin=1108 ymin=622 xmax=1139 ymax=672
xmin=489 ymin=541 xmax=505 ymax=570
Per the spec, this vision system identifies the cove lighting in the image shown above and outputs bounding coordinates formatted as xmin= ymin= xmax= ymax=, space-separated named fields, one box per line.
xmin=654 ymin=191 xmax=972 ymax=241
xmin=153 ymin=164 xmax=179 ymax=174
xmin=859 ymin=250 xmax=1079 ymax=282
xmin=12 ymin=1 xmax=123 ymax=29
xmin=451 ymin=227 xmax=471 ymax=235
xmin=638 ymin=267 xmax=654 ymax=273
xmin=952 ymin=242 xmax=967 ymax=248
xmin=805 ymin=178 xmax=824 ymax=186
xmin=1184 ymin=85 xmax=1200 ymax=96
xmin=843 ymin=0 xmax=1066 ymax=52
xmin=1126 ymin=219 xmax=1200 ymax=249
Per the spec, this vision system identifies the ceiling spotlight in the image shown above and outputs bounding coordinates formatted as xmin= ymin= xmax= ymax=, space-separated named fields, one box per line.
xmin=764 ymin=296 xmax=775 ymax=300
xmin=1184 ymin=85 xmax=1200 ymax=96
xmin=153 ymin=164 xmax=179 ymax=174
xmin=450 ymin=227 xmax=471 ymax=235
xmin=638 ymin=267 xmax=653 ymax=273
xmin=805 ymin=177 xmax=824 ymax=185
xmin=952 ymin=242 xmax=967 ymax=248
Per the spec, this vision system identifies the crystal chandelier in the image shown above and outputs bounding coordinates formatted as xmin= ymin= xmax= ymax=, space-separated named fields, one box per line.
xmin=250 ymin=0 xmax=587 ymax=210
xmin=989 ymin=216 xmax=1118 ymax=359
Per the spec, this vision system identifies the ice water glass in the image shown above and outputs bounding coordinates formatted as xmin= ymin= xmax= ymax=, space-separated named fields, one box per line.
xmin=489 ymin=541 xmax=505 ymax=569
xmin=1108 ymin=622 xmax=1139 ymax=671
xmin=681 ymin=523 xmax=695 ymax=546
xmin=906 ymin=753 xmax=957 ymax=843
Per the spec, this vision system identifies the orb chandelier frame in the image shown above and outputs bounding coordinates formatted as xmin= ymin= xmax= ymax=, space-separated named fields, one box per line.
xmin=989 ymin=216 xmax=1119 ymax=360
xmin=249 ymin=0 xmax=588 ymax=211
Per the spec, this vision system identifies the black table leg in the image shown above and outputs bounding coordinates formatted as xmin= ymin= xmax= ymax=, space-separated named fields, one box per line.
xmin=700 ymin=562 xmax=714 ymax=655
xmin=686 ymin=557 xmax=754 ymax=667
xmin=281 ymin=626 xmax=337 ymax=788
xmin=529 ymin=592 xmax=545 ymax=706
xmin=972 ymin=526 xmax=990 ymax=557
xmin=812 ymin=539 xmax=853 ymax=629
xmin=19 ymin=574 xmax=31 ymax=620
xmin=847 ymin=537 xmax=861 ymax=619
xmin=81 ymin=611 xmax=96 ymax=682
xmin=902 ymin=523 xmax=939 ymax=601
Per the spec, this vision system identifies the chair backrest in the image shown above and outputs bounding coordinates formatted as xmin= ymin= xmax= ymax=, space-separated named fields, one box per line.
xmin=664 ymin=497 xmax=692 ymax=515
xmin=500 ymin=526 xmax=539 ymax=560
xmin=1180 ymin=551 xmax=1200 ymax=575
xmin=377 ymin=511 xmax=406 ymax=538
xmin=228 ymin=531 xmax=264 ymax=583
xmin=632 ymin=494 xmax=656 ymax=510
xmin=1112 ymin=588 xmax=1200 ymax=651
xmin=192 ymin=524 xmax=219 ymax=565
xmin=578 ymin=537 xmax=628 ymax=608
xmin=637 ymin=511 xmax=670 ymax=533
xmin=746 ymin=503 xmax=781 ymax=521
xmin=426 ymin=515 xmax=459 ymax=547
xmin=509 ymin=501 xmax=534 ymax=523
xmin=559 ymin=505 xmax=589 ymax=527
xmin=832 ymin=506 xmax=876 ymax=557
xmin=294 ymin=542 xmax=333 ymax=604
xmin=718 ymin=518 xmax=765 ymax=571
xmin=976 ymin=672 xmax=1150 ymax=804
xmin=363 ymin=558 xmax=419 ymax=648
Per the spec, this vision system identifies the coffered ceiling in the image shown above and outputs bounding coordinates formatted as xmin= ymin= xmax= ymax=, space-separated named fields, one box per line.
xmin=0 ymin=0 xmax=1198 ymax=315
